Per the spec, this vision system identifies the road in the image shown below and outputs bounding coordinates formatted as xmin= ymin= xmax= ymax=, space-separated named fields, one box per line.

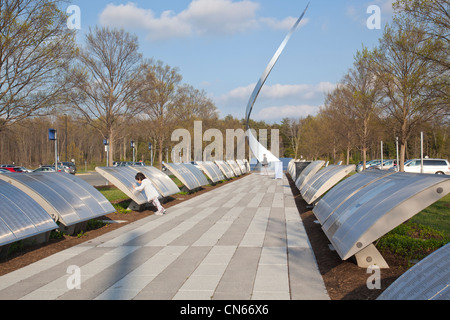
xmin=77 ymin=171 xmax=110 ymax=186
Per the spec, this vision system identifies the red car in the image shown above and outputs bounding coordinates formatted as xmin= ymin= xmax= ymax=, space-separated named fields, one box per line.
xmin=2 ymin=167 xmax=24 ymax=173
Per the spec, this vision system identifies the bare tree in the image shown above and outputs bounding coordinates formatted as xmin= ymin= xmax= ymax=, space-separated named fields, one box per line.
xmin=322 ymin=85 xmax=358 ymax=165
xmin=0 ymin=0 xmax=77 ymax=130
xmin=393 ymin=0 xmax=449 ymax=70
xmin=368 ymin=19 xmax=446 ymax=171
xmin=69 ymin=26 xmax=146 ymax=166
xmin=139 ymin=60 xmax=182 ymax=169
xmin=343 ymin=48 xmax=383 ymax=169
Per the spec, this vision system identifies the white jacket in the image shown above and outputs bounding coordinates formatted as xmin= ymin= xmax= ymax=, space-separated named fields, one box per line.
xmin=134 ymin=178 xmax=160 ymax=201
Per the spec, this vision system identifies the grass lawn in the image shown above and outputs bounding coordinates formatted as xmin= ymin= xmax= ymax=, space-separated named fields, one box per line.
xmin=410 ymin=193 xmax=450 ymax=236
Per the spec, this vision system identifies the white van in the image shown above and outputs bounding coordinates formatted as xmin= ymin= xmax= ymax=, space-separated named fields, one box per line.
xmin=404 ymin=158 xmax=450 ymax=175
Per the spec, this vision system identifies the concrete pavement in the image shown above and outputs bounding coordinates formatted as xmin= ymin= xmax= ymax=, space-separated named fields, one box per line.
xmin=0 ymin=173 xmax=329 ymax=300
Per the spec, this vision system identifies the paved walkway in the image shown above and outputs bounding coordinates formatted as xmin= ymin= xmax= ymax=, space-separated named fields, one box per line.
xmin=0 ymin=173 xmax=329 ymax=300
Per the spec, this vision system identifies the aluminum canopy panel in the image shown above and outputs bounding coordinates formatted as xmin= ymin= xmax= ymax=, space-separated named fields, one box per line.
xmin=196 ymin=161 xmax=225 ymax=183
xmin=295 ymin=160 xmax=325 ymax=191
xmin=0 ymin=172 xmax=115 ymax=227
xmin=322 ymin=172 xmax=450 ymax=261
xmin=182 ymin=163 xmax=210 ymax=186
xmin=0 ymin=180 xmax=58 ymax=247
xmin=130 ymin=166 xmax=180 ymax=197
xmin=163 ymin=163 xmax=202 ymax=191
xmin=313 ymin=170 xmax=395 ymax=225
xmin=96 ymin=167 xmax=148 ymax=205
xmin=214 ymin=160 xmax=235 ymax=179
xmin=236 ymin=160 xmax=248 ymax=174
xmin=54 ymin=172 xmax=116 ymax=214
xmin=378 ymin=243 xmax=449 ymax=300
xmin=244 ymin=159 xmax=251 ymax=172
xmin=301 ymin=165 xmax=356 ymax=204
xmin=227 ymin=160 xmax=242 ymax=176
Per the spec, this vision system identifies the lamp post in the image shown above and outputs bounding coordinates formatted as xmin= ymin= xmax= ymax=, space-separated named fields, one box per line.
xmin=103 ymin=139 xmax=109 ymax=167
xmin=131 ymin=140 xmax=135 ymax=165
xmin=49 ymin=129 xmax=58 ymax=172
xmin=149 ymin=143 xmax=153 ymax=166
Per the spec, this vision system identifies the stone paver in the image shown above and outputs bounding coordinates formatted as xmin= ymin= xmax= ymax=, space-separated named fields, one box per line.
xmin=0 ymin=173 xmax=329 ymax=300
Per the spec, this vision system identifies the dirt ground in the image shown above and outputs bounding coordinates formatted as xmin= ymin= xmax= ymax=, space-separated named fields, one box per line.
xmin=0 ymin=173 xmax=408 ymax=300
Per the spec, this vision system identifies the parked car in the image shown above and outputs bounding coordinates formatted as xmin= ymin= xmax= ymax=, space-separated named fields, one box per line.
xmin=33 ymin=166 xmax=57 ymax=173
xmin=35 ymin=165 xmax=65 ymax=173
xmin=404 ymin=158 xmax=450 ymax=175
xmin=60 ymin=161 xmax=77 ymax=174
xmin=2 ymin=166 xmax=24 ymax=173
xmin=0 ymin=169 xmax=11 ymax=173
xmin=356 ymin=159 xmax=382 ymax=172
xmin=117 ymin=161 xmax=145 ymax=167
xmin=52 ymin=162 xmax=76 ymax=174
xmin=368 ymin=159 xmax=397 ymax=170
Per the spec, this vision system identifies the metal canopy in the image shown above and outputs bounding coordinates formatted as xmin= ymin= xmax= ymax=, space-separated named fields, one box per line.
xmin=295 ymin=160 xmax=325 ymax=191
xmin=95 ymin=166 xmax=148 ymax=205
xmin=301 ymin=165 xmax=356 ymax=204
xmin=182 ymin=163 xmax=210 ymax=186
xmin=378 ymin=243 xmax=449 ymax=300
xmin=236 ymin=160 xmax=248 ymax=174
xmin=226 ymin=160 xmax=242 ymax=176
xmin=0 ymin=172 xmax=115 ymax=227
xmin=130 ymin=166 xmax=180 ymax=197
xmin=55 ymin=171 xmax=116 ymax=214
xmin=196 ymin=161 xmax=225 ymax=183
xmin=244 ymin=159 xmax=251 ymax=172
xmin=313 ymin=170 xmax=395 ymax=225
xmin=214 ymin=160 xmax=235 ymax=179
xmin=0 ymin=180 xmax=58 ymax=247
xmin=321 ymin=172 xmax=450 ymax=261
xmin=163 ymin=163 xmax=203 ymax=191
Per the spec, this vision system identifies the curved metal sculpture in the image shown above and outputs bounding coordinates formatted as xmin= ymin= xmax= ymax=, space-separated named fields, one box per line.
xmin=245 ymin=2 xmax=310 ymax=163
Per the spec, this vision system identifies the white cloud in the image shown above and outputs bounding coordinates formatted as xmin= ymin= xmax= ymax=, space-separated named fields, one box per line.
xmin=260 ymin=16 xmax=309 ymax=30
xmin=217 ymin=82 xmax=336 ymax=103
xmin=254 ymin=104 xmax=320 ymax=121
xmin=99 ymin=0 xmax=308 ymax=41
xmin=215 ymin=82 xmax=334 ymax=122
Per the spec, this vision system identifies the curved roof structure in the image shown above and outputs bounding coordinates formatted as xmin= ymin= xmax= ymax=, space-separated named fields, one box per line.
xmin=321 ymin=172 xmax=449 ymax=261
xmin=0 ymin=172 xmax=115 ymax=227
xmin=236 ymin=160 xmax=248 ymax=174
xmin=301 ymin=165 xmax=356 ymax=204
xmin=378 ymin=243 xmax=449 ymax=300
xmin=0 ymin=180 xmax=58 ymax=247
xmin=226 ymin=160 xmax=242 ymax=176
xmin=163 ymin=163 xmax=205 ymax=191
xmin=313 ymin=170 xmax=395 ymax=225
xmin=131 ymin=166 xmax=180 ymax=197
xmin=96 ymin=166 xmax=148 ymax=205
xmin=182 ymin=163 xmax=209 ymax=186
xmin=295 ymin=160 xmax=325 ymax=191
xmin=196 ymin=161 xmax=225 ymax=183
xmin=214 ymin=160 xmax=235 ymax=179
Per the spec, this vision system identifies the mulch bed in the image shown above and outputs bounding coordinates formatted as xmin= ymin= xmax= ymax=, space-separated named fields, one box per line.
xmin=0 ymin=172 xmax=410 ymax=300
xmin=286 ymin=174 xmax=409 ymax=300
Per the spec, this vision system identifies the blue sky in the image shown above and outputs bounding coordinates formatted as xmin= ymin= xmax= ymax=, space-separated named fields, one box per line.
xmin=68 ymin=0 xmax=395 ymax=123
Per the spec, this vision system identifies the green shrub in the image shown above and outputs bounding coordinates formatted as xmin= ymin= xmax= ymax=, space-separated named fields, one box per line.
xmin=377 ymin=222 xmax=449 ymax=261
